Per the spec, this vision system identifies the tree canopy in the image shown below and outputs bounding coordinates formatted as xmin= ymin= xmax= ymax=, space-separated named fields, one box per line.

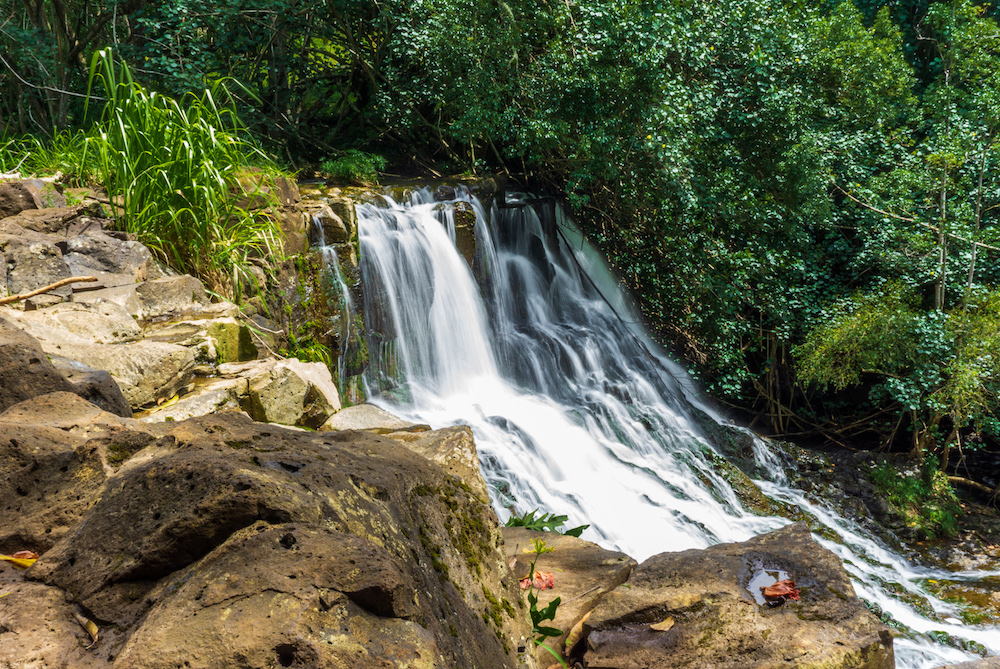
xmin=5 ymin=0 xmax=1000 ymax=464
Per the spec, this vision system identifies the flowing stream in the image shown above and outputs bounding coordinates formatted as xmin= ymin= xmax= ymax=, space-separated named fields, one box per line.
xmin=337 ymin=186 xmax=999 ymax=668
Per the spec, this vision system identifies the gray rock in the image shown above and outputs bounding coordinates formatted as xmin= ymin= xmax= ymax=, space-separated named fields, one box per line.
xmin=22 ymin=179 xmax=66 ymax=208
xmin=7 ymin=242 xmax=72 ymax=299
xmin=138 ymin=378 xmax=248 ymax=424
xmin=1 ymin=301 xmax=143 ymax=345
xmin=389 ymin=426 xmax=490 ymax=502
xmin=2 ymin=204 xmax=106 ymax=237
xmin=49 ymin=355 xmax=133 ymax=418
xmin=305 ymin=202 xmax=350 ymax=244
xmin=63 ymin=340 xmax=196 ymax=408
xmin=581 ymin=522 xmax=894 ymax=669
xmin=247 ymin=358 xmax=341 ymax=427
xmin=0 ymin=181 xmax=42 ymax=218
xmin=62 ymin=230 xmax=154 ymax=277
xmin=135 ymin=275 xmax=211 ymax=321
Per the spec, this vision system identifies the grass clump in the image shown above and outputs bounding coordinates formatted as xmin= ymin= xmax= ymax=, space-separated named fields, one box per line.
xmin=84 ymin=49 xmax=285 ymax=296
xmin=320 ymin=150 xmax=387 ymax=185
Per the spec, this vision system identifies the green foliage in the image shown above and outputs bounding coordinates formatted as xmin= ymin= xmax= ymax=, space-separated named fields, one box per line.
xmin=505 ymin=509 xmax=589 ymax=538
xmin=798 ymin=283 xmax=1000 ymax=453
xmin=867 ymin=461 xmax=961 ymax=537
xmin=320 ymin=150 xmax=387 ymax=185
xmin=84 ymin=49 xmax=285 ymax=294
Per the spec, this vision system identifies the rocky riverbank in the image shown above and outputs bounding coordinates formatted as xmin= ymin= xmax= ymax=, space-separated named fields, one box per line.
xmin=0 ymin=176 xmax=988 ymax=668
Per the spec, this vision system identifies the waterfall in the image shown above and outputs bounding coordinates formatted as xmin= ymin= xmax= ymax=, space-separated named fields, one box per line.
xmin=352 ymin=186 xmax=998 ymax=669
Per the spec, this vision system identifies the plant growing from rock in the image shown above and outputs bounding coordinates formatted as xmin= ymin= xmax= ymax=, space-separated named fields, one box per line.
xmin=521 ymin=537 xmax=568 ymax=668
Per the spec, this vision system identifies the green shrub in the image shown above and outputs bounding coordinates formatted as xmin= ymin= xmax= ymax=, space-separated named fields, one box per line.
xmin=84 ymin=49 xmax=286 ymax=295
xmin=320 ymin=150 xmax=387 ymax=185
xmin=867 ymin=461 xmax=961 ymax=538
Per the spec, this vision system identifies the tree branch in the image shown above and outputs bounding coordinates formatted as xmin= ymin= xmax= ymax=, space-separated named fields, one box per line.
xmin=0 ymin=276 xmax=97 ymax=305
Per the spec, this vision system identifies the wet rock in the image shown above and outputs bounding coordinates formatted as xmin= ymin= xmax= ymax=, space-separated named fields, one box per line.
xmin=326 ymin=196 xmax=358 ymax=238
xmin=434 ymin=184 xmax=457 ymax=201
xmin=581 ymin=522 xmax=894 ymax=669
xmin=0 ymin=180 xmax=43 ymax=218
xmin=503 ymin=527 xmax=636 ymax=662
xmin=933 ymin=659 xmax=1000 ymax=669
xmin=305 ymin=202 xmax=350 ymax=244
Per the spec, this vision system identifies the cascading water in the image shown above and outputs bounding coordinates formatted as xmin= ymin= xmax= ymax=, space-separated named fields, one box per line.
xmin=349 ymin=186 xmax=998 ymax=668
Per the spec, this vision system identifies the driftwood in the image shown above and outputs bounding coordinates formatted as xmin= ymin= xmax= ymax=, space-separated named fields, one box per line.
xmin=948 ymin=475 xmax=1000 ymax=503
xmin=0 ymin=276 xmax=98 ymax=305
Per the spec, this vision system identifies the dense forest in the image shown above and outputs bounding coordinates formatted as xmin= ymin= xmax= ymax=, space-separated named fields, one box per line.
xmin=4 ymin=0 xmax=1000 ymax=479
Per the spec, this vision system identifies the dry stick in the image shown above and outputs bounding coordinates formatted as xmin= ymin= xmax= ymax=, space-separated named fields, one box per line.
xmin=0 ymin=276 xmax=97 ymax=305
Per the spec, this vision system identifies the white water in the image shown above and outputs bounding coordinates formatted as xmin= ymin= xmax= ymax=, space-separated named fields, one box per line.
xmin=348 ymin=187 xmax=999 ymax=668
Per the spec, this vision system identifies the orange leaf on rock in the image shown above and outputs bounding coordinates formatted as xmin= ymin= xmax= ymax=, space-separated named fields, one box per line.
xmin=11 ymin=551 xmax=38 ymax=560
xmin=761 ymin=579 xmax=800 ymax=601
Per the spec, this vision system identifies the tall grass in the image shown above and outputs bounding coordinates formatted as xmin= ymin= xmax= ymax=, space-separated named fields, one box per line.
xmin=85 ymin=49 xmax=284 ymax=294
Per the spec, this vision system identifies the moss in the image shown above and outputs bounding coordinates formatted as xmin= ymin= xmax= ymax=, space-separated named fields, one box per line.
xmin=482 ymin=585 xmax=507 ymax=632
xmin=419 ymin=526 xmax=449 ymax=578
xmin=107 ymin=439 xmax=146 ymax=466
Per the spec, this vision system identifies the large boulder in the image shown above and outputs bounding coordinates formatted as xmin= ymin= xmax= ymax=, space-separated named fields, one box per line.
xmin=580 ymin=522 xmax=894 ymax=669
xmin=0 ymin=392 xmax=152 ymax=554
xmin=21 ymin=411 xmax=535 ymax=669
xmin=61 ymin=229 xmax=151 ymax=275
xmin=245 ymin=358 xmax=341 ymax=427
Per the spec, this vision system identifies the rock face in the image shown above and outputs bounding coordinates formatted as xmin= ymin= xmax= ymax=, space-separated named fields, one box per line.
xmin=581 ymin=522 xmax=894 ymax=669
xmin=5 ymin=409 xmax=534 ymax=669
